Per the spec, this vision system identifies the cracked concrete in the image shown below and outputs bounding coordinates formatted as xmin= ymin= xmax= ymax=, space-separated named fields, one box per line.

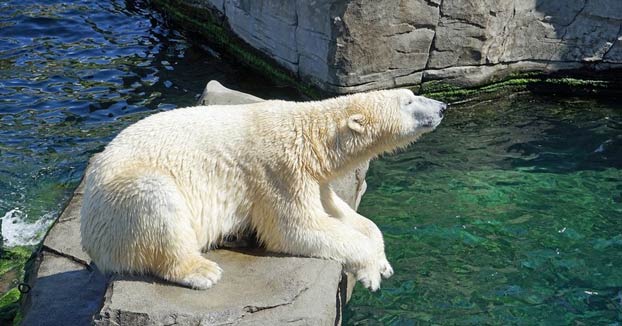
xmin=156 ymin=0 xmax=622 ymax=93
xmin=21 ymin=81 xmax=363 ymax=326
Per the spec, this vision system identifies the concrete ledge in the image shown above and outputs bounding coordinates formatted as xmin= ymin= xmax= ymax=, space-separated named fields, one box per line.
xmin=21 ymin=81 xmax=365 ymax=325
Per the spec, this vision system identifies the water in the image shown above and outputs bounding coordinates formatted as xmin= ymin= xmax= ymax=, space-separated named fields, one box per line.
xmin=1 ymin=1 xmax=621 ymax=325
xmin=345 ymin=95 xmax=622 ymax=325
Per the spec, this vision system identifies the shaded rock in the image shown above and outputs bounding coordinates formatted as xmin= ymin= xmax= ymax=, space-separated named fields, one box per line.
xmin=21 ymin=252 xmax=107 ymax=326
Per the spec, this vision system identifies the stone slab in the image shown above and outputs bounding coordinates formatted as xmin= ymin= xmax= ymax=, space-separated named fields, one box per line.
xmin=96 ymin=250 xmax=343 ymax=325
xmin=43 ymin=194 xmax=91 ymax=265
xmin=21 ymin=252 xmax=107 ymax=326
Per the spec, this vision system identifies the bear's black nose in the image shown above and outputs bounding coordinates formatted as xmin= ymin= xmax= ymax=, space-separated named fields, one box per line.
xmin=439 ymin=103 xmax=448 ymax=117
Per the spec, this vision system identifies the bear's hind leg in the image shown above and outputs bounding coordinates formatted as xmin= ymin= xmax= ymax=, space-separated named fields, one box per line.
xmin=108 ymin=171 xmax=222 ymax=290
xmin=159 ymin=254 xmax=223 ymax=290
xmin=139 ymin=202 xmax=223 ymax=290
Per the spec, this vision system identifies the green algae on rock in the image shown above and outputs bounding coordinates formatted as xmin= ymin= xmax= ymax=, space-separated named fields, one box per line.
xmin=151 ymin=0 xmax=322 ymax=99
xmin=150 ymin=0 xmax=622 ymax=94
xmin=0 ymin=247 xmax=33 ymax=325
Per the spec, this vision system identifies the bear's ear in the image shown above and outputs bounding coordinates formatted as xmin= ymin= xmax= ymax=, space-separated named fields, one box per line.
xmin=347 ymin=114 xmax=366 ymax=133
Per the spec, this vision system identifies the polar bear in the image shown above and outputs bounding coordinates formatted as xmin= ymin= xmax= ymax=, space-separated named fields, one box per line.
xmin=80 ymin=89 xmax=446 ymax=291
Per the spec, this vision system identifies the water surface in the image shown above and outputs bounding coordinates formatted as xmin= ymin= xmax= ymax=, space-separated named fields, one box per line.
xmin=1 ymin=1 xmax=621 ymax=325
xmin=345 ymin=95 xmax=622 ymax=325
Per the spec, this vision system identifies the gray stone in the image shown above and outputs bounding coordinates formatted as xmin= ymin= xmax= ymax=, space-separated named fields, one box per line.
xmin=156 ymin=0 xmax=622 ymax=93
xmin=42 ymin=194 xmax=91 ymax=265
xmin=21 ymin=252 xmax=107 ymax=326
xmin=223 ymin=0 xmax=299 ymax=71
xmin=198 ymin=80 xmax=263 ymax=105
xmin=96 ymin=250 xmax=344 ymax=326
xmin=22 ymin=81 xmax=367 ymax=325
xmin=295 ymin=1 xmax=336 ymax=84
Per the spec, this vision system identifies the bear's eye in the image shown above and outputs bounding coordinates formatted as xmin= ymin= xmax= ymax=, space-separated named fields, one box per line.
xmin=405 ymin=99 xmax=413 ymax=106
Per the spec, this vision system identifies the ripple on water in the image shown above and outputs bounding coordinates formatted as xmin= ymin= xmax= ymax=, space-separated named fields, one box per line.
xmin=1 ymin=208 xmax=55 ymax=247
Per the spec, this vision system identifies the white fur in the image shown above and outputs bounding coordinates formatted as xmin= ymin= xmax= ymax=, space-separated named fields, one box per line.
xmin=80 ymin=89 xmax=445 ymax=291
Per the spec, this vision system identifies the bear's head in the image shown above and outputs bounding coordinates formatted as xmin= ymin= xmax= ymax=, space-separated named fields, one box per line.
xmin=342 ymin=89 xmax=446 ymax=158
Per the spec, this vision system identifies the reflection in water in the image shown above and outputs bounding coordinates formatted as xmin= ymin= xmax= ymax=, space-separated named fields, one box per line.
xmin=345 ymin=95 xmax=622 ymax=325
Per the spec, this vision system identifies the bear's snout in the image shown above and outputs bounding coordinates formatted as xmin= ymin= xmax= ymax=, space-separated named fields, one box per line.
xmin=439 ymin=102 xmax=448 ymax=118
xmin=417 ymin=97 xmax=447 ymax=118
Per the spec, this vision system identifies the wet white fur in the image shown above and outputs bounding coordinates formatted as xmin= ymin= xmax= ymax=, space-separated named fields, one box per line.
xmin=80 ymin=89 xmax=445 ymax=291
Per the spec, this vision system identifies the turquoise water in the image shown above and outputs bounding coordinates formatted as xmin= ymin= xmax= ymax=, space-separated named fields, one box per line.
xmin=345 ymin=95 xmax=622 ymax=325
xmin=1 ymin=1 xmax=621 ymax=325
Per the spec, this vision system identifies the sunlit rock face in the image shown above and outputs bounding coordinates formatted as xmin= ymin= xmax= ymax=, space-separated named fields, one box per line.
xmin=162 ymin=0 xmax=622 ymax=93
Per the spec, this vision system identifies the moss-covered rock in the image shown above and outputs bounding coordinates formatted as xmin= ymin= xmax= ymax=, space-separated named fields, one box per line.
xmin=151 ymin=0 xmax=323 ymax=99
xmin=419 ymin=75 xmax=622 ymax=104
xmin=0 ymin=288 xmax=20 ymax=325
xmin=0 ymin=246 xmax=34 ymax=325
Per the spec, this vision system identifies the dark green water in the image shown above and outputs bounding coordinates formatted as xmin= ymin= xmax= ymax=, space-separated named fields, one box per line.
xmin=345 ymin=95 xmax=622 ymax=325
xmin=1 ymin=1 xmax=621 ymax=325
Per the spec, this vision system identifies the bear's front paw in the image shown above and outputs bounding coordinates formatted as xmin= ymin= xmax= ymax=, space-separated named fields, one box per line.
xmin=356 ymin=264 xmax=382 ymax=292
xmin=379 ymin=259 xmax=394 ymax=279
xmin=179 ymin=259 xmax=223 ymax=290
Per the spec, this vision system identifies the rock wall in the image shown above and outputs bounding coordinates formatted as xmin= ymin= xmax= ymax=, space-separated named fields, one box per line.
xmin=163 ymin=0 xmax=622 ymax=93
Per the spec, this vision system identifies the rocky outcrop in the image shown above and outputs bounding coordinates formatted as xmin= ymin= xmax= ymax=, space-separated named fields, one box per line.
xmin=20 ymin=81 xmax=366 ymax=326
xmin=156 ymin=0 xmax=622 ymax=93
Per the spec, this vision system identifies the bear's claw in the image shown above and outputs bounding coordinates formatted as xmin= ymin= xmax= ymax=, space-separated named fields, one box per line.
xmin=178 ymin=260 xmax=223 ymax=290
xmin=380 ymin=259 xmax=394 ymax=279
xmin=356 ymin=257 xmax=393 ymax=291
xmin=356 ymin=266 xmax=382 ymax=292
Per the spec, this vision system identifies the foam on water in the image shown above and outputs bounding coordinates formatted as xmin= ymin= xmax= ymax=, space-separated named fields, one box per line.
xmin=1 ymin=208 xmax=55 ymax=247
